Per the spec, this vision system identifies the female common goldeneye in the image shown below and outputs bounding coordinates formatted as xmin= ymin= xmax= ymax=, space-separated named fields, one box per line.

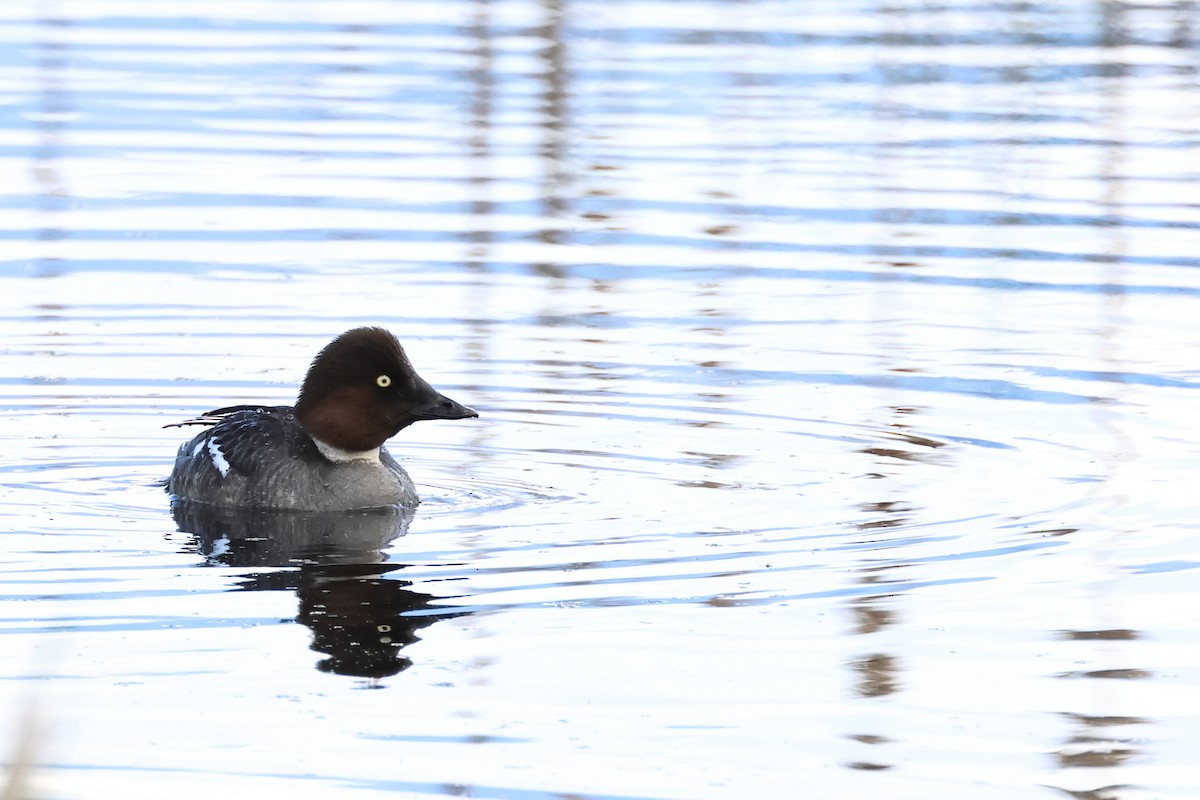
xmin=166 ymin=327 xmax=477 ymax=511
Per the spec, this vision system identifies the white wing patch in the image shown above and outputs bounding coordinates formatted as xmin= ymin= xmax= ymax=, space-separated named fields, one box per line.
xmin=191 ymin=439 xmax=206 ymax=458
xmin=207 ymin=436 xmax=231 ymax=478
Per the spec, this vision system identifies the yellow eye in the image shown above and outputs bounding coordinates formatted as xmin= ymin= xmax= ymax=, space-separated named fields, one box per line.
xmin=376 ymin=374 xmax=392 ymax=388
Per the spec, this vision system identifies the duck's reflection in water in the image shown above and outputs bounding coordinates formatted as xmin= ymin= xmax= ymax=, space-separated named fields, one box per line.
xmin=172 ymin=503 xmax=470 ymax=679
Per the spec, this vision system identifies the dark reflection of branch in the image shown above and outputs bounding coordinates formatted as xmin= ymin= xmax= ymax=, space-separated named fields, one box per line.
xmin=172 ymin=504 xmax=471 ymax=679
xmin=466 ymin=0 xmax=495 ymax=268
xmin=1054 ymin=736 xmax=1138 ymax=769
xmin=462 ymin=0 xmax=498 ymax=477
xmin=843 ymin=397 xmax=921 ymax=767
xmin=1052 ymin=712 xmax=1149 ymax=780
xmin=858 ymin=413 xmax=947 ymax=465
xmin=1053 ymin=787 xmax=1129 ymax=800
xmin=34 ymin=8 xmax=71 ymax=278
xmin=1058 ymin=668 xmax=1151 ymax=681
xmin=1042 ymin=7 xmax=1146 ymax=796
xmin=1056 ymin=629 xmax=1139 ymax=641
xmin=533 ymin=0 xmax=569 ymax=277
xmin=849 ymin=653 xmax=898 ymax=698
xmin=1063 ymin=712 xmax=1148 ymax=728
xmin=1090 ymin=0 xmax=1133 ymax=485
xmin=850 ymin=596 xmax=895 ymax=635
xmin=1048 ymin=677 xmax=1149 ymax=791
xmin=1169 ymin=1 xmax=1197 ymax=51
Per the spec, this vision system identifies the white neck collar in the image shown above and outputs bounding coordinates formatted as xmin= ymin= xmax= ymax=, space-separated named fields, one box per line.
xmin=312 ymin=437 xmax=380 ymax=464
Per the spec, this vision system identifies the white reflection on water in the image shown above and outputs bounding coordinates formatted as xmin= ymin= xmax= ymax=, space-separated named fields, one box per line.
xmin=1 ymin=0 xmax=1200 ymax=798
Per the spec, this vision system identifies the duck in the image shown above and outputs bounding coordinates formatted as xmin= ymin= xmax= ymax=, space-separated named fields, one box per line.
xmin=166 ymin=327 xmax=477 ymax=511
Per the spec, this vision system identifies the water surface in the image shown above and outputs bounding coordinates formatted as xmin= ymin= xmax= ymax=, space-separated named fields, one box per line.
xmin=2 ymin=1 xmax=1200 ymax=798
